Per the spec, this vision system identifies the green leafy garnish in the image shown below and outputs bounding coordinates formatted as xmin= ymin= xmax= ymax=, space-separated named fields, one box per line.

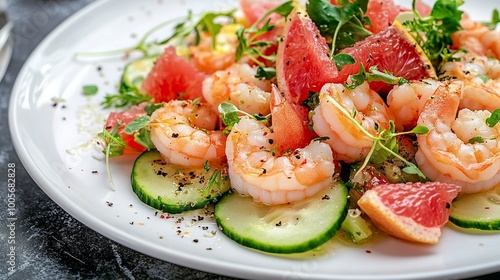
xmin=477 ymin=73 xmax=489 ymax=83
xmin=481 ymin=9 xmax=500 ymax=30
xmin=324 ymin=95 xmax=428 ymax=180
xmin=101 ymin=91 xmax=152 ymax=109
xmin=345 ymin=65 xmax=409 ymax=89
xmin=403 ymin=0 xmax=464 ymax=68
xmin=160 ymin=9 xmax=236 ymax=49
xmin=124 ymin=115 xmax=150 ymax=135
xmin=82 ymin=85 xmax=98 ymax=96
xmin=468 ymin=136 xmax=485 ymax=144
xmin=486 ymin=109 xmax=500 ymax=127
xmin=306 ymin=0 xmax=372 ymax=56
xmin=144 ymin=103 xmax=163 ymax=116
xmin=333 ymin=53 xmax=356 ymax=71
xmin=255 ymin=66 xmax=277 ymax=80
xmin=235 ymin=1 xmax=293 ymax=76
xmin=133 ymin=128 xmax=155 ymax=150
xmin=218 ymin=102 xmax=270 ymax=134
xmin=98 ymin=124 xmax=126 ymax=190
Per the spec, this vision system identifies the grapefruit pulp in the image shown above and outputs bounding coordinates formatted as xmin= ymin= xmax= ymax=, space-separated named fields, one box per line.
xmin=358 ymin=182 xmax=461 ymax=244
xmin=276 ymin=7 xmax=436 ymax=104
xmin=270 ymin=84 xmax=316 ymax=154
xmin=276 ymin=7 xmax=339 ymax=105
xmin=338 ymin=21 xmax=436 ymax=93
xmin=141 ymin=46 xmax=206 ymax=103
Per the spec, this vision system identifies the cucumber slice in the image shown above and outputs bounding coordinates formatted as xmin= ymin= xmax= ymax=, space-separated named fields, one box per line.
xmin=341 ymin=209 xmax=373 ymax=244
xmin=131 ymin=150 xmax=230 ymax=214
xmin=449 ymin=186 xmax=500 ymax=231
xmin=215 ymin=181 xmax=349 ymax=254
xmin=120 ymin=56 xmax=157 ymax=93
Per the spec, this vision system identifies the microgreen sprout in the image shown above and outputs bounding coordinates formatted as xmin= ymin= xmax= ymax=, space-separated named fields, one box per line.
xmin=323 ymin=94 xmax=429 ymax=180
xmin=235 ymin=1 xmax=294 ymax=79
xmin=98 ymin=124 xmax=126 ymax=190
xmin=218 ymin=102 xmax=270 ymax=134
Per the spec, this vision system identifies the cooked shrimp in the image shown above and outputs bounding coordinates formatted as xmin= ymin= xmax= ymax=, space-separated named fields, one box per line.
xmin=386 ymin=79 xmax=441 ymax=131
xmin=415 ymin=81 xmax=500 ymax=193
xmin=148 ymin=100 xmax=226 ymax=167
xmin=189 ymin=24 xmax=242 ymax=74
xmin=202 ymin=63 xmax=272 ymax=115
xmin=451 ymin=18 xmax=500 ymax=60
xmin=225 ymin=117 xmax=336 ymax=205
xmin=312 ymin=82 xmax=395 ymax=162
xmin=440 ymin=52 xmax=500 ymax=112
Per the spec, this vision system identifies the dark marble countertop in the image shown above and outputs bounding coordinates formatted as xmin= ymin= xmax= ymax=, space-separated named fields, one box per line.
xmin=0 ymin=1 xmax=499 ymax=279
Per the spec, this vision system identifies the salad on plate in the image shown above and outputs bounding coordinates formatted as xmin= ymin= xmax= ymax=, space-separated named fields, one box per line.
xmin=77 ymin=0 xmax=500 ymax=255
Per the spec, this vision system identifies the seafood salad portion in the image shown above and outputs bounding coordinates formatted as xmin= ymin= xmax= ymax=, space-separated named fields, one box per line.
xmin=86 ymin=0 xmax=500 ymax=254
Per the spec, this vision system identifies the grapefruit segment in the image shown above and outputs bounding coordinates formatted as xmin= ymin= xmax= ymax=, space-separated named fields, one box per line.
xmin=141 ymin=46 xmax=207 ymax=103
xmin=358 ymin=182 xmax=461 ymax=244
xmin=270 ymin=84 xmax=316 ymax=153
xmin=338 ymin=21 xmax=436 ymax=93
xmin=104 ymin=102 xmax=148 ymax=151
xmin=276 ymin=6 xmax=339 ymax=104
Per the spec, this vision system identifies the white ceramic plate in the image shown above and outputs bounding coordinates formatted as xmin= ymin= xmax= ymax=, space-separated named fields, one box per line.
xmin=9 ymin=0 xmax=500 ymax=279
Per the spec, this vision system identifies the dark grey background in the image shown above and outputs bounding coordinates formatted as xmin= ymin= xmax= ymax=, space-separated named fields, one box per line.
xmin=0 ymin=1 xmax=499 ymax=279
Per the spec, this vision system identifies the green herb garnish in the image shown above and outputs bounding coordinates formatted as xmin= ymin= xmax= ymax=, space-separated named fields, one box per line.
xmin=324 ymin=94 xmax=428 ymax=180
xmin=82 ymin=85 xmax=98 ymax=96
xmin=160 ymin=9 xmax=236 ymax=49
xmin=235 ymin=1 xmax=293 ymax=76
xmin=101 ymin=91 xmax=152 ymax=109
xmin=403 ymin=0 xmax=464 ymax=68
xmin=306 ymin=0 xmax=372 ymax=56
xmin=345 ymin=64 xmax=409 ymax=89
xmin=486 ymin=109 xmax=500 ymax=127
xmin=218 ymin=102 xmax=270 ymax=134
xmin=98 ymin=124 xmax=126 ymax=190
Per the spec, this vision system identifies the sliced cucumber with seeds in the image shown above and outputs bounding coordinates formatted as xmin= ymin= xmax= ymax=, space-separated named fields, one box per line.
xmin=449 ymin=186 xmax=500 ymax=231
xmin=120 ymin=56 xmax=158 ymax=93
xmin=215 ymin=181 xmax=349 ymax=254
xmin=131 ymin=150 xmax=230 ymax=214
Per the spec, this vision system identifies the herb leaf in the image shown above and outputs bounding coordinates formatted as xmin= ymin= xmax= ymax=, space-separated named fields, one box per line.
xmin=218 ymin=102 xmax=242 ymax=133
xmin=101 ymin=91 xmax=152 ymax=109
xmin=235 ymin=1 xmax=293 ymax=77
xmin=333 ymin=53 xmax=356 ymax=71
xmin=218 ymin=101 xmax=271 ymax=133
xmin=255 ymin=67 xmax=276 ymax=80
xmin=83 ymin=85 xmax=98 ymax=96
xmin=469 ymin=136 xmax=485 ymax=144
xmin=124 ymin=116 xmax=150 ymax=135
xmin=486 ymin=109 xmax=500 ymax=127
xmin=345 ymin=65 xmax=408 ymax=89
xmin=306 ymin=0 xmax=372 ymax=55
xmin=403 ymin=0 xmax=464 ymax=68
xmin=160 ymin=9 xmax=236 ymax=49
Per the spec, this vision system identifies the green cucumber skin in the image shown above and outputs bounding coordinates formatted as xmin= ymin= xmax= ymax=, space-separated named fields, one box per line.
xmin=215 ymin=182 xmax=349 ymax=254
xmin=449 ymin=186 xmax=500 ymax=231
xmin=131 ymin=150 xmax=230 ymax=214
xmin=119 ymin=56 xmax=158 ymax=93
